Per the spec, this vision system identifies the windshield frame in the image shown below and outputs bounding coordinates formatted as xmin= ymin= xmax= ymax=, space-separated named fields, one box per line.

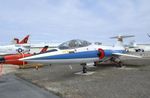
xmin=58 ymin=39 xmax=92 ymax=49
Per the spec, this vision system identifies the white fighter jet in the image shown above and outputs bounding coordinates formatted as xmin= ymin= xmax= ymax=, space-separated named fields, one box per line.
xmin=20 ymin=35 xmax=141 ymax=73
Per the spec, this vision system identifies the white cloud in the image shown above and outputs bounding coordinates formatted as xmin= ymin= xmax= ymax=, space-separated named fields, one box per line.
xmin=0 ymin=0 xmax=150 ymax=44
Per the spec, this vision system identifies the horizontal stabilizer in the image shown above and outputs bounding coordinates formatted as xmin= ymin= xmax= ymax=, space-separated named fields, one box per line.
xmin=110 ymin=35 xmax=135 ymax=42
xmin=110 ymin=35 xmax=135 ymax=39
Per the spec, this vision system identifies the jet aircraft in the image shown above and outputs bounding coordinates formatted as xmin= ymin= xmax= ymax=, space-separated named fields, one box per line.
xmin=20 ymin=35 xmax=141 ymax=73
xmin=0 ymin=46 xmax=48 ymax=67
xmin=13 ymin=35 xmax=30 ymax=44
xmin=0 ymin=35 xmax=30 ymax=55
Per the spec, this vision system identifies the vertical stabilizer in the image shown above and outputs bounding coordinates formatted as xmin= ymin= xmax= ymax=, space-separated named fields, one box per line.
xmin=13 ymin=35 xmax=30 ymax=44
xmin=40 ymin=46 xmax=49 ymax=53
xmin=19 ymin=35 xmax=30 ymax=44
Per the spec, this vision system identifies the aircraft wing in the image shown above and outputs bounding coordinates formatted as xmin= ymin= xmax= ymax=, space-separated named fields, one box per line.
xmin=112 ymin=53 xmax=142 ymax=58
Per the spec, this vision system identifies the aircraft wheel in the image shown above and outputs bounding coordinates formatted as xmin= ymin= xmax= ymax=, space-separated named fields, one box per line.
xmin=82 ymin=65 xmax=87 ymax=73
xmin=93 ymin=62 xmax=97 ymax=66
xmin=116 ymin=61 xmax=123 ymax=67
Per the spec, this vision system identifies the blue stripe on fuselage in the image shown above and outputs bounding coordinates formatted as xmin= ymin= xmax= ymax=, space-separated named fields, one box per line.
xmin=30 ymin=49 xmax=126 ymax=60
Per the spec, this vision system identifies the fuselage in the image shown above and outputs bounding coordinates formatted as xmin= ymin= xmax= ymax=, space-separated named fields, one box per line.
xmin=0 ymin=44 xmax=30 ymax=55
xmin=20 ymin=43 xmax=126 ymax=65
xmin=0 ymin=53 xmax=31 ymax=65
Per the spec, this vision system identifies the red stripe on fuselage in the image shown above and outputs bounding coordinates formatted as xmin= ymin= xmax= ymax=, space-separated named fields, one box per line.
xmin=4 ymin=54 xmax=32 ymax=65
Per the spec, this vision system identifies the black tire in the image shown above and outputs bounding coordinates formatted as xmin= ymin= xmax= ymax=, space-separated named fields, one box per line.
xmin=82 ymin=66 xmax=87 ymax=73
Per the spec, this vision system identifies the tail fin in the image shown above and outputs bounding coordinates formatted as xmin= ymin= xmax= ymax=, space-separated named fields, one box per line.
xmin=40 ymin=46 xmax=49 ymax=53
xmin=110 ymin=35 xmax=134 ymax=47
xmin=19 ymin=35 xmax=30 ymax=44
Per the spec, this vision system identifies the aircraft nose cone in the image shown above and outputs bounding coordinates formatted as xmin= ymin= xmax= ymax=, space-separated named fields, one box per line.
xmin=0 ymin=56 xmax=5 ymax=63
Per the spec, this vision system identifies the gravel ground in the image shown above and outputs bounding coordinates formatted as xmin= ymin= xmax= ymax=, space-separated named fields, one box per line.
xmin=16 ymin=58 xmax=150 ymax=98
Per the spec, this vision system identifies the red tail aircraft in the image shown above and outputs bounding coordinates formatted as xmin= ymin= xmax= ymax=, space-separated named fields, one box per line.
xmin=0 ymin=46 xmax=48 ymax=66
xmin=14 ymin=35 xmax=30 ymax=44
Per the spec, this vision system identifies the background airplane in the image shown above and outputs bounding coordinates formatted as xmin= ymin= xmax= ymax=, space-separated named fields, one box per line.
xmin=20 ymin=35 xmax=141 ymax=73
xmin=126 ymin=34 xmax=150 ymax=52
xmin=0 ymin=46 xmax=48 ymax=68
xmin=13 ymin=35 xmax=30 ymax=44
xmin=0 ymin=35 xmax=30 ymax=55
xmin=12 ymin=35 xmax=59 ymax=54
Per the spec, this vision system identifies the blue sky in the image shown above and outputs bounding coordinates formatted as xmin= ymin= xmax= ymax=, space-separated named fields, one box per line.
xmin=0 ymin=0 xmax=150 ymax=44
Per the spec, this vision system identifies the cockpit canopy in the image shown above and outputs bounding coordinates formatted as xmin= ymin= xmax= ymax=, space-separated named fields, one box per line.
xmin=58 ymin=39 xmax=92 ymax=49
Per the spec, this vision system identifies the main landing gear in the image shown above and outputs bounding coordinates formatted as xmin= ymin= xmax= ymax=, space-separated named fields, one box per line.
xmin=110 ymin=57 xmax=123 ymax=67
xmin=81 ymin=63 xmax=87 ymax=73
